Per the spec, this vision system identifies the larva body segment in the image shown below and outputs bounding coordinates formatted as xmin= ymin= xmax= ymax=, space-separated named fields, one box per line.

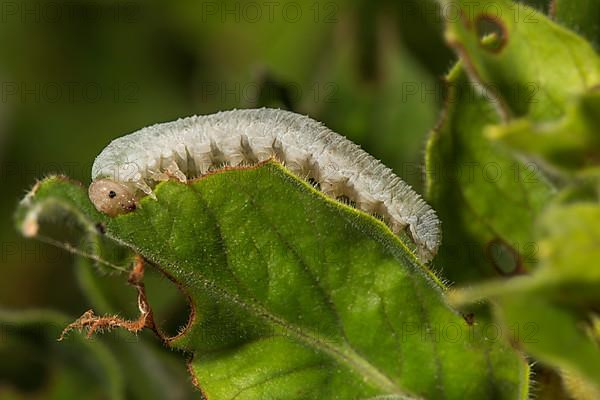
xmin=90 ymin=108 xmax=441 ymax=262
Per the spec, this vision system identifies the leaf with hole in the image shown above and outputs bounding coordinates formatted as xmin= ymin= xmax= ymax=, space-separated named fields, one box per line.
xmin=439 ymin=0 xmax=600 ymax=121
xmin=450 ymin=202 xmax=600 ymax=393
xmin=426 ymin=65 xmax=554 ymax=283
xmin=16 ymin=162 xmax=529 ymax=399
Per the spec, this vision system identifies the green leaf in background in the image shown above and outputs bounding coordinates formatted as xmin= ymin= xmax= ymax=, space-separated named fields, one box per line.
xmin=424 ymin=0 xmax=600 ymax=285
xmin=451 ymin=202 xmax=600 ymax=305
xmin=439 ymin=0 xmax=600 ymax=120
xmin=488 ymin=89 xmax=600 ymax=172
xmin=429 ymin=2 xmax=600 ymax=395
xmin=426 ymin=65 xmax=554 ymax=283
xmin=390 ymin=0 xmax=456 ymax=77
xmin=535 ymin=203 xmax=600 ymax=299
xmin=16 ymin=162 xmax=529 ymax=399
xmin=11 ymin=1 xmax=600 ymax=398
xmin=170 ymin=0 xmax=440 ymax=190
xmin=316 ymin=11 xmax=438 ymax=190
xmin=450 ymin=202 xmax=600 ymax=393
xmin=551 ymin=0 xmax=600 ymax=49
xmin=494 ymin=296 xmax=600 ymax=398
xmin=0 ymin=309 xmax=124 ymax=400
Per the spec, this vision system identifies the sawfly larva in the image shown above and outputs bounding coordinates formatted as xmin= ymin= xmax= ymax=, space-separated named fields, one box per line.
xmin=89 ymin=108 xmax=441 ymax=262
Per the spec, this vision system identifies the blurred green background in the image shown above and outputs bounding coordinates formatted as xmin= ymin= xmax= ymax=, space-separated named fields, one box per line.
xmin=0 ymin=0 xmax=550 ymax=398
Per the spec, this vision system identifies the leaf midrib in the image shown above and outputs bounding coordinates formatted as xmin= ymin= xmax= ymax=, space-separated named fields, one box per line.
xmin=189 ymin=182 xmax=411 ymax=398
xmin=109 ymin=188 xmax=416 ymax=399
xmin=177 ymin=264 xmax=409 ymax=397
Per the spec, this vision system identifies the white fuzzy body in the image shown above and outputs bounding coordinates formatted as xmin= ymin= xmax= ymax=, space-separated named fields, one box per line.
xmin=91 ymin=108 xmax=440 ymax=262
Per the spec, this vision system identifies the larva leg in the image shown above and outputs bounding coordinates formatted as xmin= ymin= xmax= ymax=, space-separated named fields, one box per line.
xmin=148 ymin=161 xmax=186 ymax=184
xmin=184 ymin=146 xmax=199 ymax=178
xmin=271 ymin=138 xmax=286 ymax=162
xmin=249 ymin=136 xmax=276 ymax=162
xmin=149 ymin=170 xmax=168 ymax=181
xmin=390 ymin=220 xmax=409 ymax=238
xmin=134 ymin=180 xmax=156 ymax=200
xmin=239 ymin=134 xmax=259 ymax=164
xmin=209 ymin=140 xmax=227 ymax=167
xmin=165 ymin=161 xmax=187 ymax=183
xmin=320 ymin=180 xmax=338 ymax=198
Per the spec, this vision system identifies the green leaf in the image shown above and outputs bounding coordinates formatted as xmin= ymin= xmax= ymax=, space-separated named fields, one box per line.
xmin=533 ymin=203 xmax=600 ymax=293
xmin=450 ymin=202 xmax=600 ymax=390
xmin=433 ymin=1 xmax=600 ymax=393
xmin=314 ymin=12 xmax=438 ymax=190
xmin=494 ymin=295 xmax=600 ymax=391
xmin=14 ymin=178 xmax=197 ymax=400
xmin=487 ymin=89 xmax=600 ymax=172
xmin=0 ymin=309 xmax=124 ymax=400
xmin=15 ymin=176 xmax=133 ymax=276
xmin=452 ymin=203 xmax=600 ymax=303
xmin=17 ymin=163 xmax=529 ymax=399
xmin=551 ymin=0 xmax=600 ymax=49
xmin=439 ymin=0 xmax=600 ymax=120
xmin=426 ymin=65 xmax=554 ymax=283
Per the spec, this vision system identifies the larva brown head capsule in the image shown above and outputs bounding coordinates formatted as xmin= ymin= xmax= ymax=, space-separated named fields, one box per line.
xmin=89 ymin=178 xmax=137 ymax=216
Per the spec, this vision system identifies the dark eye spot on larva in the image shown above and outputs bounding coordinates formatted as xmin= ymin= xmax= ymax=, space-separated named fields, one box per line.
xmin=89 ymin=179 xmax=137 ymax=217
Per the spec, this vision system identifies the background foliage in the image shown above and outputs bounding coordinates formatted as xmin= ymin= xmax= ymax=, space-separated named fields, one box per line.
xmin=1 ymin=0 xmax=598 ymax=399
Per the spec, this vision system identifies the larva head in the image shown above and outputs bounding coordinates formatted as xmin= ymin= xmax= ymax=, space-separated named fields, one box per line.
xmin=89 ymin=179 xmax=137 ymax=216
